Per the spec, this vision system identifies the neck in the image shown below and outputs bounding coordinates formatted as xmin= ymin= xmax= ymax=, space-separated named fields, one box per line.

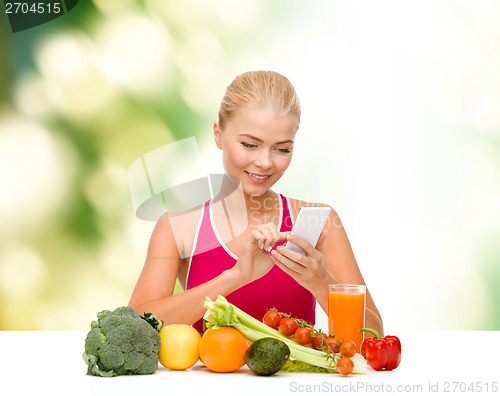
xmin=244 ymin=190 xmax=278 ymax=214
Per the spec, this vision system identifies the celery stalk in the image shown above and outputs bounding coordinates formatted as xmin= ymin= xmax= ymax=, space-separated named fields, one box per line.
xmin=203 ymin=295 xmax=367 ymax=374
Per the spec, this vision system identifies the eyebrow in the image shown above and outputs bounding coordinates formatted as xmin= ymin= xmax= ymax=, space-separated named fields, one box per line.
xmin=239 ymin=133 xmax=294 ymax=145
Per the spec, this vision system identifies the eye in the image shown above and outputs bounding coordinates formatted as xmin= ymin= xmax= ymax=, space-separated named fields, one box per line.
xmin=276 ymin=147 xmax=292 ymax=154
xmin=241 ymin=141 xmax=257 ymax=149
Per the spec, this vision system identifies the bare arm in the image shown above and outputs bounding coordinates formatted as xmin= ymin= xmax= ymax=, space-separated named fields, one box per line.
xmin=129 ymin=216 xmax=289 ymax=326
xmin=312 ymin=208 xmax=384 ymax=336
xmin=271 ymin=204 xmax=384 ymax=336
xmin=128 ymin=214 xmax=243 ymax=325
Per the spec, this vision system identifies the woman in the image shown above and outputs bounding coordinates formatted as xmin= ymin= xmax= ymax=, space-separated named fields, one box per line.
xmin=129 ymin=71 xmax=383 ymax=336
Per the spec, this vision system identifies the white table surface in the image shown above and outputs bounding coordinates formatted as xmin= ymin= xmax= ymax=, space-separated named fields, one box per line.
xmin=1 ymin=330 xmax=498 ymax=396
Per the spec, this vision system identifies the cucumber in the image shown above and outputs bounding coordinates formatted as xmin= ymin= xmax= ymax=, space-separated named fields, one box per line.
xmin=245 ymin=337 xmax=290 ymax=376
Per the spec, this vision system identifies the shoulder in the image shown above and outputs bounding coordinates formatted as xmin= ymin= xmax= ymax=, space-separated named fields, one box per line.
xmin=152 ymin=204 xmax=205 ymax=257
xmin=165 ymin=204 xmax=204 ymax=225
xmin=155 ymin=203 xmax=204 ymax=230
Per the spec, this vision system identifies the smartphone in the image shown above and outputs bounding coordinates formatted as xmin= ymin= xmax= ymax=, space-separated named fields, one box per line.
xmin=285 ymin=206 xmax=331 ymax=256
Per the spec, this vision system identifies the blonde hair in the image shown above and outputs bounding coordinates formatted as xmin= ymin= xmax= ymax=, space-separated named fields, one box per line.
xmin=218 ymin=71 xmax=301 ymax=130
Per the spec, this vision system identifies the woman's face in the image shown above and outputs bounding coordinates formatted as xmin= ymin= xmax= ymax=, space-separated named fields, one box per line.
xmin=214 ymin=105 xmax=299 ymax=197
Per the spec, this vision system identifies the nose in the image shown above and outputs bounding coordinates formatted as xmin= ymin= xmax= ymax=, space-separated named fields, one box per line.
xmin=254 ymin=148 xmax=273 ymax=170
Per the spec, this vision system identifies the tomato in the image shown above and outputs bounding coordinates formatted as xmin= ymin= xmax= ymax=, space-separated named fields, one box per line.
xmin=263 ymin=310 xmax=282 ymax=330
xmin=340 ymin=340 xmax=357 ymax=358
xmin=278 ymin=317 xmax=298 ymax=336
xmin=311 ymin=333 xmax=327 ymax=350
xmin=294 ymin=327 xmax=313 ymax=345
xmin=159 ymin=324 xmax=201 ymax=370
xmin=336 ymin=357 xmax=354 ymax=376
xmin=198 ymin=327 xmax=248 ymax=373
xmin=325 ymin=336 xmax=341 ymax=353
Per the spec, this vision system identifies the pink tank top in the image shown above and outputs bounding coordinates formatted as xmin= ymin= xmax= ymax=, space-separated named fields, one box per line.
xmin=186 ymin=194 xmax=316 ymax=332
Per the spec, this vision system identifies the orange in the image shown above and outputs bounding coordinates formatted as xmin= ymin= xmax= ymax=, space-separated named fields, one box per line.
xmin=198 ymin=327 xmax=248 ymax=373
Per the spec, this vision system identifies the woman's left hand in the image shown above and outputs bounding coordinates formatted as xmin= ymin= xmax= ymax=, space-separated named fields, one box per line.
xmin=270 ymin=230 xmax=331 ymax=292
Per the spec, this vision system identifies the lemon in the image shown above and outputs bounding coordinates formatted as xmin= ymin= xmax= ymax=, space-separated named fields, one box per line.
xmin=159 ymin=324 xmax=201 ymax=370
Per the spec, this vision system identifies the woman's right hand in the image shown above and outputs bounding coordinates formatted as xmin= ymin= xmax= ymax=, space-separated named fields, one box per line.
xmin=230 ymin=222 xmax=289 ymax=285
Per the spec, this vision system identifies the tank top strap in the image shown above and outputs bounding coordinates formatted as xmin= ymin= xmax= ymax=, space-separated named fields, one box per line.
xmin=187 ymin=193 xmax=316 ymax=332
xmin=194 ymin=200 xmax=221 ymax=255
xmin=279 ymin=194 xmax=294 ymax=232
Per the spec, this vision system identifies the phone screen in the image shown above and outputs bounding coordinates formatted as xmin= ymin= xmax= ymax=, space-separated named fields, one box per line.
xmin=285 ymin=206 xmax=331 ymax=255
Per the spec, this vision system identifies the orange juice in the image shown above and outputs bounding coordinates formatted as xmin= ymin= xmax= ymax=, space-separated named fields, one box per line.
xmin=328 ymin=285 xmax=366 ymax=353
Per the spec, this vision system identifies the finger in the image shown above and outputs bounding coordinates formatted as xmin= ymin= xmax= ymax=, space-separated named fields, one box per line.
xmin=251 ymin=230 xmax=265 ymax=249
xmin=265 ymin=222 xmax=280 ymax=243
xmin=272 ymin=249 xmax=305 ymax=271
xmin=259 ymin=226 xmax=274 ymax=250
xmin=276 ymin=245 xmax=309 ymax=265
xmin=278 ymin=231 xmax=291 ymax=242
xmin=287 ymin=234 xmax=316 ymax=257
xmin=267 ymin=231 xmax=290 ymax=252
xmin=316 ymin=229 xmax=328 ymax=252
xmin=270 ymin=251 xmax=303 ymax=276
xmin=261 ymin=228 xmax=289 ymax=252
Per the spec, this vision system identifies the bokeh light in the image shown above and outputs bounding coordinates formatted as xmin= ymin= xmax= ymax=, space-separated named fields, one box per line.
xmin=1 ymin=0 xmax=499 ymax=332
xmin=0 ymin=114 xmax=74 ymax=236
xmin=94 ymin=12 xmax=172 ymax=96
xmin=34 ymin=31 xmax=118 ymax=121
xmin=0 ymin=245 xmax=47 ymax=297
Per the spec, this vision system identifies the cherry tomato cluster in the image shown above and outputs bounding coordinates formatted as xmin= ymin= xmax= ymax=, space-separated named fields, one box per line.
xmin=336 ymin=340 xmax=357 ymax=375
xmin=263 ymin=309 xmax=311 ymax=341
xmin=263 ymin=309 xmax=358 ymax=376
xmin=312 ymin=336 xmax=357 ymax=375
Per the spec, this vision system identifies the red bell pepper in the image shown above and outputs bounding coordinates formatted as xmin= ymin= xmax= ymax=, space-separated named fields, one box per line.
xmin=359 ymin=328 xmax=401 ymax=371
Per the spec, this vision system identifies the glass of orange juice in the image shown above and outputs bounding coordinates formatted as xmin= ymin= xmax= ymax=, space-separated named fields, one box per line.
xmin=328 ymin=284 xmax=366 ymax=353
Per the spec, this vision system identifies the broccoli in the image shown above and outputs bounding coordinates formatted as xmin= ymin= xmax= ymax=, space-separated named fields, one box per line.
xmin=83 ymin=306 xmax=163 ymax=377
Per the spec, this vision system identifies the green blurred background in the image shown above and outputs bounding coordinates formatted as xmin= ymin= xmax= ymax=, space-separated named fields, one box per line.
xmin=1 ymin=0 xmax=499 ymax=331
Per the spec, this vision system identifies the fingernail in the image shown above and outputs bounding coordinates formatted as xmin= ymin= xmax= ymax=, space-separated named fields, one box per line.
xmin=288 ymin=235 xmax=293 ymax=241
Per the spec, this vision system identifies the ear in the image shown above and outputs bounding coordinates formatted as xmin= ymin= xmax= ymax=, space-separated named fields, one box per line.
xmin=213 ymin=121 xmax=222 ymax=150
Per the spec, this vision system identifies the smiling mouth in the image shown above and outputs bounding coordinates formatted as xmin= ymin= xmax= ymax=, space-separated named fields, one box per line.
xmin=245 ymin=171 xmax=272 ymax=181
